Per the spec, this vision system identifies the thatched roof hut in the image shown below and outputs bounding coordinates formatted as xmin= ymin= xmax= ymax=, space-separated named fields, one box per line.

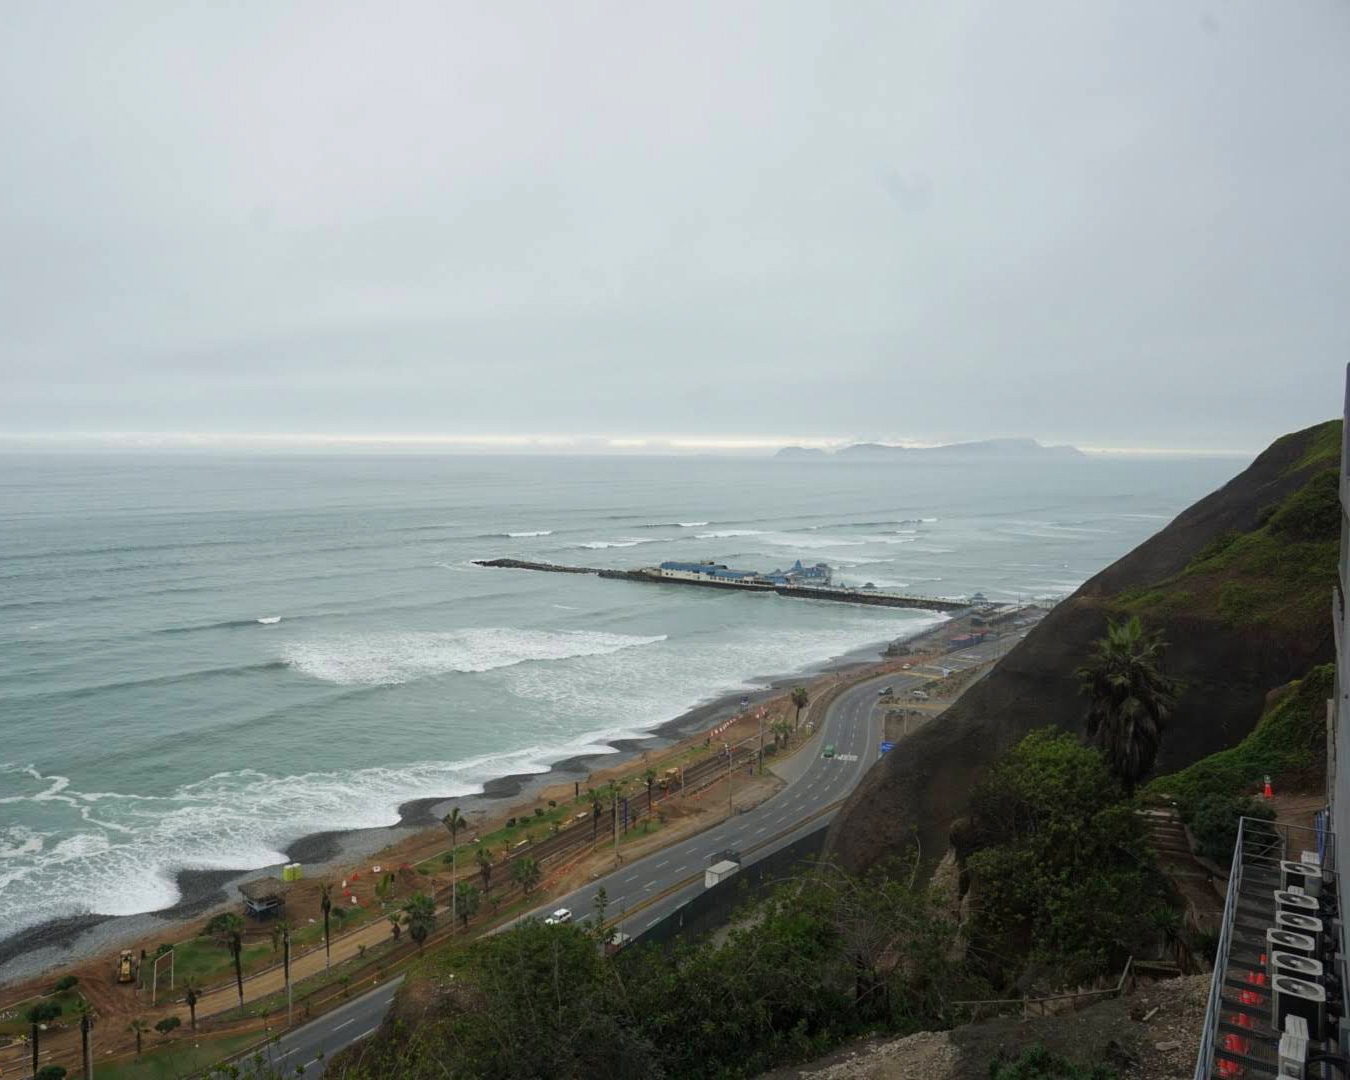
xmin=239 ymin=876 xmax=287 ymax=919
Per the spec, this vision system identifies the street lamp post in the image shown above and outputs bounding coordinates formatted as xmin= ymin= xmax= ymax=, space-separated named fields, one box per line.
xmin=757 ymin=710 xmax=765 ymax=774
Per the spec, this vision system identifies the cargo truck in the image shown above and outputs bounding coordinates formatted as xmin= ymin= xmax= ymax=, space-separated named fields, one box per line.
xmin=705 ymin=860 xmax=740 ymax=888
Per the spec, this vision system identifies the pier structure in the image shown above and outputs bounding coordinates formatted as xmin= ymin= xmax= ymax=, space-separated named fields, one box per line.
xmin=472 ymin=557 xmax=969 ymax=613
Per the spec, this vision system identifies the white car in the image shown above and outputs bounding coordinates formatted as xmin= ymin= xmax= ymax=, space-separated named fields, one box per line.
xmin=544 ymin=908 xmax=572 ymax=925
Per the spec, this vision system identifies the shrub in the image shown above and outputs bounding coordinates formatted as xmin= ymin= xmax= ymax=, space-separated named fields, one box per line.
xmin=505 ymin=817 xmax=516 ymax=829
xmin=53 ymin=975 xmax=78 ymax=993
xmin=1189 ymin=794 xmax=1276 ymax=862
xmin=964 ymin=730 xmax=1164 ymax=984
xmin=534 ymin=807 xmax=545 ymax=818
xmin=989 ymin=1044 xmax=1117 ymax=1080
xmin=36 ymin=1067 xmax=68 ymax=1080
xmin=154 ymin=1015 xmax=181 ymax=1036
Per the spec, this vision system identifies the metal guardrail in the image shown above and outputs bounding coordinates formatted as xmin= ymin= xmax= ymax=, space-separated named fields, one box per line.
xmin=954 ymin=956 xmax=1134 ymax=1022
xmin=1192 ymin=816 xmax=1249 ymax=1080
xmin=1192 ymin=815 xmax=1335 ymax=1079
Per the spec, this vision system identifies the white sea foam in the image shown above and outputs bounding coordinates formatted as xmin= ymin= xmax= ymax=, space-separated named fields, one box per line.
xmin=283 ymin=628 xmax=667 ymax=686
xmin=257 ymin=616 xmax=282 ymax=625
xmin=760 ymin=533 xmax=867 ymax=549
xmin=0 ymin=608 xmax=946 ymax=940
xmin=578 ymin=538 xmax=660 ymax=549
xmin=507 ymin=530 xmax=553 ymax=537
xmin=695 ymin=529 xmax=762 ymax=539
xmin=676 ymin=522 xmax=709 ymax=528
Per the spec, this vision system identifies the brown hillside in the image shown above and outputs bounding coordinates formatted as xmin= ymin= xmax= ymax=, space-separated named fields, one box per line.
xmin=826 ymin=420 xmax=1341 ymax=874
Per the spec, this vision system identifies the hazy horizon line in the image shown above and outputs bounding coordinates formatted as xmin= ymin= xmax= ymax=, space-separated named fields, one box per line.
xmin=0 ymin=431 xmax=1259 ymax=458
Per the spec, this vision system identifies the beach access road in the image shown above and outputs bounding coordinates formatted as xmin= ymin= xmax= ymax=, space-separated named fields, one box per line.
xmin=209 ymin=630 xmax=1018 ymax=1077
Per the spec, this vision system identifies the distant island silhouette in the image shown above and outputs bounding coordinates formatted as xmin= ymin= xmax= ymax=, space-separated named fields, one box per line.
xmin=774 ymin=437 xmax=1085 ymax=462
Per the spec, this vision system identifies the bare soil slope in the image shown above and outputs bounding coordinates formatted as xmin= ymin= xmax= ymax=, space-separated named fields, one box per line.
xmin=827 ymin=421 xmax=1340 ymax=873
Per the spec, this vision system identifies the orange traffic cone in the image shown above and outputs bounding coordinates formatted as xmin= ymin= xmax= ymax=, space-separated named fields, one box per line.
xmin=1264 ymin=775 xmax=1273 ymax=799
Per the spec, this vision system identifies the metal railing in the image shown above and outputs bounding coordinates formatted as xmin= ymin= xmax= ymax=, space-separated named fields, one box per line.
xmin=1192 ymin=816 xmax=1335 ymax=1079
xmin=955 ymin=956 xmax=1134 ymax=1022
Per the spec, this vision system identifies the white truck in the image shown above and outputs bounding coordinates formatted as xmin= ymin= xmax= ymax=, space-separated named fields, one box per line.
xmin=705 ymin=860 xmax=740 ymax=888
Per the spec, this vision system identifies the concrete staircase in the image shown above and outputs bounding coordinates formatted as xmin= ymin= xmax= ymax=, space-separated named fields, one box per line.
xmin=1142 ymin=807 xmax=1226 ymax=937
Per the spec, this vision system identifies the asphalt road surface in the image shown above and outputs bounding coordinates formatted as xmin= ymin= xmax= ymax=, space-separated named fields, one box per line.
xmin=236 ymin=976 xmax=402 ymax=1077
xmin=231 ymin=624 xmax=1029 ymax=1075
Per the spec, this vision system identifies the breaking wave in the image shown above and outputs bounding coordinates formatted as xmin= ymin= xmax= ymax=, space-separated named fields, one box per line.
xmin=282 ymin=628 xmax=668 ymax=686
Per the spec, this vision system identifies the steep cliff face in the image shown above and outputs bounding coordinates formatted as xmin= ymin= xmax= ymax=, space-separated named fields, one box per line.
xmin=826 ymin=420 xmax=1341 ymax=874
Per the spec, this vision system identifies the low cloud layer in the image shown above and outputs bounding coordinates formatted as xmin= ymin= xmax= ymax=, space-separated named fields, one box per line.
xmin=2 ymin=2 xmax=1347 ymax=451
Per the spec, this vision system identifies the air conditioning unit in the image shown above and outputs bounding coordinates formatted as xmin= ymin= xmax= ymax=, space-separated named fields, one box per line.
xmin=1272 ymin=975 xmax=1327 ymax=1042
xmin=1267 ymin=928 xmax=1317 ymax=960
xmin=1281 ymin=860 xmax=1324 ymax=898
xmin=1275 ymin=911 xmax=1323 ymax=945
xmin=1270 ymin=950 xmax=1323 ymax=984
xmin=1275 ymin=889 xmax=1321 ymax=919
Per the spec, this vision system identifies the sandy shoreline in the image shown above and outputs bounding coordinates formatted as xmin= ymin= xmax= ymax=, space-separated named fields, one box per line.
xmin=0 ymin=614 xmax=954 ymax=986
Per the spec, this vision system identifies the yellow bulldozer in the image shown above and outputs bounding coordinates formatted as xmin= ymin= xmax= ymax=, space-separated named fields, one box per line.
xmin=116 ymin=949 xmax=137 ymax=984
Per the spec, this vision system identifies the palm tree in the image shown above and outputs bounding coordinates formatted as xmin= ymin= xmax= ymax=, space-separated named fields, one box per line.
xmin=319 ymin=882 xmax=334 ymax=970
xmin=127 ymin=1017 xmax=150 ymax=1058
xmin=387 ymin=911 xmax=403 ymax=941
xmin=512 ymin=855 xmax=541 ymax=897
xmin=588 ymin=788 xmax=602 ymax=840
xmin=772 ymin=718 xmax=792 ymax=750
xmin=215 ymin=913 xmax=247 ymax=1007
xmin=73 ymin=998 xmax=94 ymax=1079
xmin=401 ymin=892 xmax=436 ymax=952
xmin=1076 ymin=615 xmax=1182 ymax=794
xmin=183 ymin=977 xmax=201 ymax=1031
xmin=477 ymin=847 xmax=493 ymax=896
xmin=790 ymin=686 xmax=810 ymax=729
xmin=642 ymin=768 xmax=657 ymax=813
xmin=25 ymin=1001 xmax=61 ymax=1077
xmin=442 ymin=807 xmax=466 ymax=932
xmin=271 ymin=919 xmax=293 ymax=1019
xmin=456 ymin=883 xmax=481 ymax=929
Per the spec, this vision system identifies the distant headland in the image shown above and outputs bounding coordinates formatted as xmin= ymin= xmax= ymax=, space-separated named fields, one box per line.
xmin=774 ymin=437 xmax=1086 ymax=462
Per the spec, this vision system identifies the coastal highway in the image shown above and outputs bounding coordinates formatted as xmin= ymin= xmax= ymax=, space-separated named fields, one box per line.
xmin=231 ymin=625 xmax=1026 ymax=1076
xmin=521 ymin=629 xmax=1018 ymax=939
xmin=235 ymin=976 xmax=402 ymax=1077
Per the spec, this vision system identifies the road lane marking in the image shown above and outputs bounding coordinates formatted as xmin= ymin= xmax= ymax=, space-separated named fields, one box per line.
xmin=644 ymin=880 xmax=657 ymax=889
xmin=655 ymin=860 xmax=669 ymax=868
xmin=334 ymin=1017 xmax=358 ymax=1030
xmin=673 ymin=864 xmax=686 ymax=872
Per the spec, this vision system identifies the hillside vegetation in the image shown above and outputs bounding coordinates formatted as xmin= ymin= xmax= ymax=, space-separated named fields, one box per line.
xmin=1148 ymin=663 xmax=1331 ymax=807
xmin=1115 ymin=430 xmax=1339 ymax=632
xmin=828 ymin=420 xmax=1340 ymax=874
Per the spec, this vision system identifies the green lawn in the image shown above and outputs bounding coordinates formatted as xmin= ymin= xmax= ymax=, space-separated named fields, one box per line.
xmin=97 ymin=1032 xmax=267 ymax=1080
xmin=147 ymin=908 xmax=382 ymax=1005
xmin=0 ymin=988 xmax=87 ymax=1036
xmin=149 ymin=938 xmax=275 ymax=1003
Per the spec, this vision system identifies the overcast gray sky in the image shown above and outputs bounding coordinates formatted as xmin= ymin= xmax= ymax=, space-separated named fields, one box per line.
xmin=2 ymin=1 xmax=1347 ymax=452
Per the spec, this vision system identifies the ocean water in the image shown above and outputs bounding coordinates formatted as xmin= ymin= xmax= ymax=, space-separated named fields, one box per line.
xmin=0 ymin=451 xmax=1241 ymax=943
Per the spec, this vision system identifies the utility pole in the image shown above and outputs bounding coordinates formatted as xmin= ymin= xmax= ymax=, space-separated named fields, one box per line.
xmin=613 ymin=784 xmax=621 ymax=862
xmin=726 ymin=742 xmax=733 ymax=814
xmin=757 ymin=710 xmax=764 ymax=774
xmin=285 ymin=930 xmax=293 ymax=1029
